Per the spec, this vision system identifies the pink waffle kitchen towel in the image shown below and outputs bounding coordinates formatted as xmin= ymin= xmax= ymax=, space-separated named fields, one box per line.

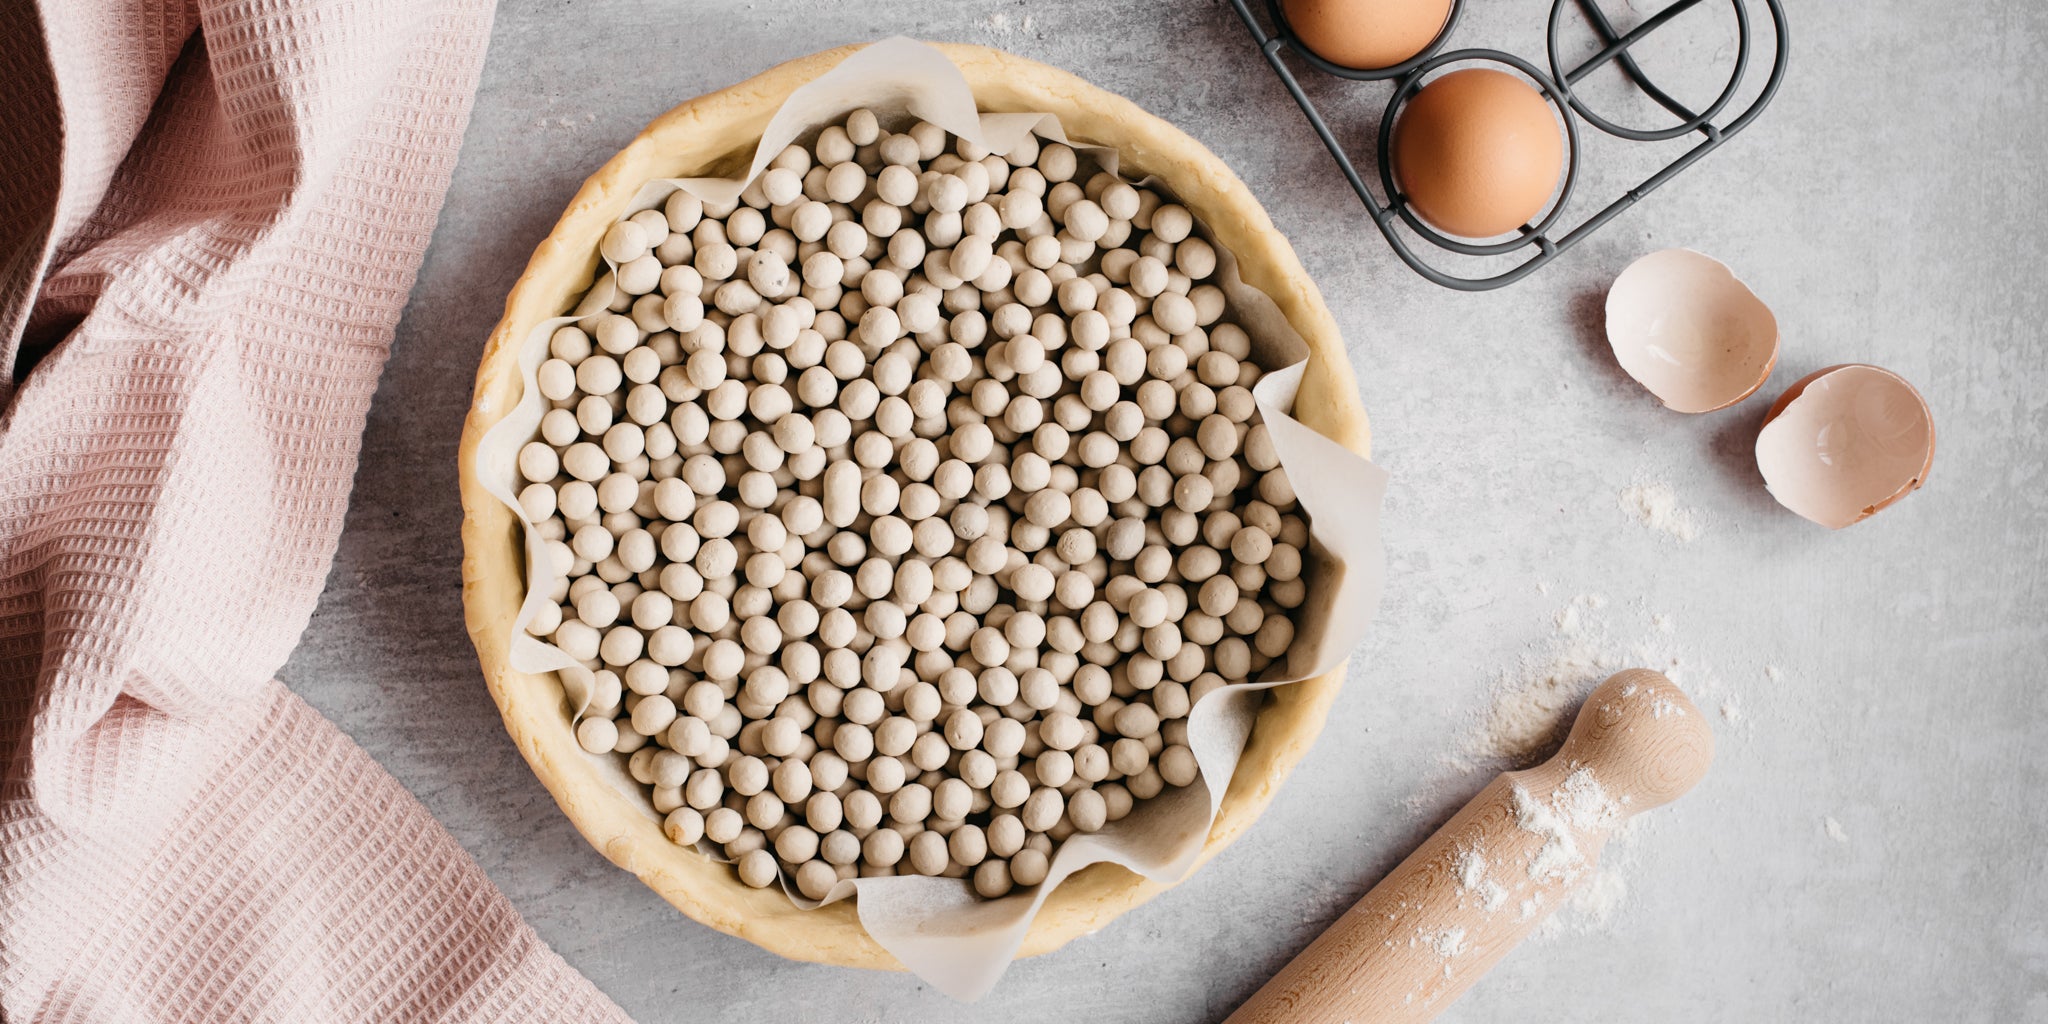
xmin=0 ymin=1 xmax=630 ymax=1020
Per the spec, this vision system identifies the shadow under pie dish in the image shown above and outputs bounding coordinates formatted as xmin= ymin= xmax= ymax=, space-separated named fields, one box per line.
xmin=458 ymin=40 xmax=1373 ymax=971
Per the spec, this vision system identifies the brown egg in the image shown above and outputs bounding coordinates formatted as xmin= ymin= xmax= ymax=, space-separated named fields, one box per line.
xmin=1282 ymin=0 xmax=1454 ymax=71
xmin=1390 ymin=68 xmax=1566 ymax=239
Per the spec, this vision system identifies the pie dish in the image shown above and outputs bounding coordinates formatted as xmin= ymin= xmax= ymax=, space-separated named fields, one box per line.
xmin=457 ymin=41 xmax=1371 ymax=968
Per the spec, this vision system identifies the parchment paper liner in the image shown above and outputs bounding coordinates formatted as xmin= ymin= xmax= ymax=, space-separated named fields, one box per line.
xmin=472 ymin=38 xmax=1387 ymax=1000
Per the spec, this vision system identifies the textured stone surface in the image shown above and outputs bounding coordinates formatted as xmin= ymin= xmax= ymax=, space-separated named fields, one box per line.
xmin=284 ymin=1 xmax=2048 ymax=1019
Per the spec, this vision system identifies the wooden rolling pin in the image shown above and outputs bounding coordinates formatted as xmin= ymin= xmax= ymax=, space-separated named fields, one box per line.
xmin=1226 ymin=669 xmax=1713 ymax=1024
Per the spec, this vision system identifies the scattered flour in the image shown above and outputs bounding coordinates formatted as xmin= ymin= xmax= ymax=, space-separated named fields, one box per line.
xmin=1502 ymin=768 xmax=1651 ymax=941
xmin=1720 ymin=693 xmax=1745 ymax=724
xmin=1478 ymin=880 xmax=1509 ymax=913
xmin=1542 ymin=869 xmax=1630 ymax=937
xmin=1619 ymin=481 xmax=1701 ymax=542
xmin=1556 ymin=768 xmax=1623 ymax=831
xmin=1467 ymin=596 xmax=1621 ymax=766
xmin=1465 ymin=593 xmax=1742 ymax=767
xmin=1451 ymin=846 xmax=1510 ymax=913
xmin=1512 ymin=783 xmax=1580 ymax=882
xmin=1539 ymin=817 xmax=1649 ymax=940
xmin=1453 ymin=847 xmax=1487 ymax=890
xmin=1462 ymin=593 xmax=1724 ymax=768
xmin=1412 ymin=597 xmax=1762 ymax=943
xmin=1765 ymin=664 xmax=1785 ymax=683
xmin=535 ymin=112 xmax=597 ymax=133
xmin=1824 ymin=817 xmax=1850 ymax=843
xmin=1428 ymin=927 xmax=1468 ymax=958
xmin=1513 ymin=767 xmax=1622 ymax=885
xmin=981 ymin=9 xmax=1034 ymax=35
xmin=1292 ymin=877 xmax=1356 ymax=927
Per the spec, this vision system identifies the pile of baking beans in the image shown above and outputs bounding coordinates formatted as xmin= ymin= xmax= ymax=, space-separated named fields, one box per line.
xmin=515 ymin=110 xmax=1307 ymax=899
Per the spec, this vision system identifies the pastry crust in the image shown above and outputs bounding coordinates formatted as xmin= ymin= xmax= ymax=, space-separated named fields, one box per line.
xmin=457 ymin=42 xmax=1372 ymax=969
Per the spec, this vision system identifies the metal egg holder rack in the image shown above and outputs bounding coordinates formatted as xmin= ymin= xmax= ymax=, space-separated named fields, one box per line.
xmin=1228 ymin=0 xmax=1788 ymax=291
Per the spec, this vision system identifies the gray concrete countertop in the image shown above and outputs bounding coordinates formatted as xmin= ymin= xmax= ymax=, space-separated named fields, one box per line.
xmin=285 ymin=1 xmax=2048 ymax=1019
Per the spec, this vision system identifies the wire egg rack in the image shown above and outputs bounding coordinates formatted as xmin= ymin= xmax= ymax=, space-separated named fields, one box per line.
xmin=1227 ymin=0 xmax=1789 ymax=290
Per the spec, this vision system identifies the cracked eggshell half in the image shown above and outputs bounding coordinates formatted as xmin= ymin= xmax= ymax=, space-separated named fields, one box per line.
xmin=1756 ymin=364 xmax=1935 ymax=529
xmin=1605 ymin=249 xmax=1779 ymax=413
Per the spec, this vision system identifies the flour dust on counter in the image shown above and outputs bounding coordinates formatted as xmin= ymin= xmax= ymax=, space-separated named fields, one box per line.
xmin=1537 ymin=815 xmax=1646 ymax=940
xmin=1618 ymin=479 xmax=1701 ymax=543
xmin=979 ymin=9 xmax=1036 ymax=37
xmin=1463 ymin=593 xmax=1748 ymax=770
xmin=1403 ymin=592 xmax=1762 ymax=941
xmin=1508 ymin=764 xmax=1643 ymax=941
xmin=1720 ymin=692 xmax=1745 ymax=725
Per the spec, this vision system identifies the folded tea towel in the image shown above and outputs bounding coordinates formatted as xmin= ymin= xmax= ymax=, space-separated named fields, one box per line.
xmin=0 ymin=1 xmax=629 ymax=1019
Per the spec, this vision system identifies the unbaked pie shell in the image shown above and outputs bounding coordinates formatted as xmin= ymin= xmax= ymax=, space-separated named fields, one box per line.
xmin=457 ymin=41 xmax=1372 ymax=969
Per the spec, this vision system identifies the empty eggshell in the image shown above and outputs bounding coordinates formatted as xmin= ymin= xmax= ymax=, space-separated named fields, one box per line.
xmin=1755 ymin=364 xmax=1934 ymax=529
xmin=1605 ymin=249 xmax=1779 ymax=414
